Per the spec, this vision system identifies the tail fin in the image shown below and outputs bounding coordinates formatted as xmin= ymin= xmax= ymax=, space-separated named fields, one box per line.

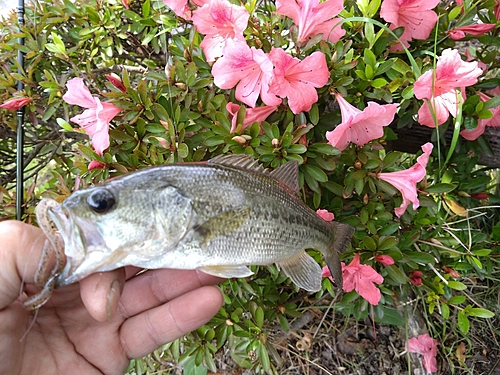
xmin=325 ymin=222 xmax=355 ymax=290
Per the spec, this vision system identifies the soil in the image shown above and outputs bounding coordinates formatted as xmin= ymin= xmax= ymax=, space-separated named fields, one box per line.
xmin=210 ymin=300 xmax=500 ymax=375
xmin=132 ymin=294 xmax=500 ymax=375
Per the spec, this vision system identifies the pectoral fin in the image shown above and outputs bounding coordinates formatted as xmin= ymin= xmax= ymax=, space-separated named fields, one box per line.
xmin=278 ymin=251 xmax=322 ymax=292
xmin=196 ymin=206 xmax=250 ymax=243
xmin=199 ymin=265 xmax=254 ymax=278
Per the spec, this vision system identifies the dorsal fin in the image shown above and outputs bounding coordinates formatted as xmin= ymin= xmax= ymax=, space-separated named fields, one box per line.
xmin=209 ymin=154 xmax=299 ymax=193
xmin=270 ymin=161 xmax=299 ymax=193
xmin=209 ymin=154 xmax=265 ymax=173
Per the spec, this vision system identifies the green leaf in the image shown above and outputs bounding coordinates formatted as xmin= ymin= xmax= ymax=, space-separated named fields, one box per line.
xmin=379 ymin=236 xmax=398 ymax=250
xmin=309 ymin=103 xmax=319 ymax=125
xmin=468 ymin=308 xmax=495 ymax=318
xmin=371 ymin=78 xmax=387 ymax=88
xmin=254 ymin=307 xmax=264 ymax=328
xmin=458 ymin=311 xmax=470 ymax=334
xmin=483 ymin=95 xmax=500 ymax=110
xmin=425 ymin=183 xmax=457 ymax=194
xmin=142 ymin=0 xmax=150 ymax=17
xmin=448 ymin=5 xmax=462 ymax=21
xmin=363 ymin=236 xmax=377 ymax=251
xmin=447 ymin=281 xmax=467 ymax=290
xmin=373 ymin=306 xmax=404 ymax=326
xmin=406 ymin=251 xmax=435 ymax=265
xmin=178 ymin=143 xmax=189 ymax=158
xmin=56 ymin=118 xmax=74 ymax=132
xmin=441 ymin=302 xmax=450 ymax=319
xmin=303 ymin=164 xmax=328 ymax=182
xmin=448 ymin=295 xmax=466 ymax=304
xmin=308 ymin=143 xmax=339 ymax=155
xmin=364 ymin=48 xmax=377 ymax=69
xmin=385 ymin=265 xmax=408 ymax=284
xmin=472 ymin=249 xmax=491 ymax=256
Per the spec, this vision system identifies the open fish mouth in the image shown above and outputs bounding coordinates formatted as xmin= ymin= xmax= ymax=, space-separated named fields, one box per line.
xmin=48 ymin=204 xmax=109 ymax=286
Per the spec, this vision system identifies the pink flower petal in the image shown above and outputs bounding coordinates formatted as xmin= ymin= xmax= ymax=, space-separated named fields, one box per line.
xmin=276 ymin=0 xmax=345 ymax=44
xmin=64 ymin=79 xmax=121 ymax=155
xmin=192 ymin=0 xmax=249 ymax=61
xmin=212 ymin=40 xmax=281 ymax=108
xmin=269 ymin=49 xmax=330 ymax=114
xmin=407 ymin=334 xmax=439 ymax=373
xmin=378 ymin=142 xmax=433 ymax=217
xmin=325 ymin=94 xmax=398 ymax=150
xmin=316 ymin=209 xmax=334 ymax=222
xmin=226 ymin=102 xmax=277 ymax=133
xmin=0 ymin=97 xmax=31 ymax=110
xmin=375 ymin=255 xmax=395 ymax=266
xmin=414 ymin=49 xmax=482 ymax=100
xmin=380 ymin=0 xmax=439 ymax=48
xmin=63 ymin=78 xmax=98 ymax=109
xmin=448 ymin=23 xmax=496 ymax=40
xmin=341 ymin=254 xmax=384 ymax=305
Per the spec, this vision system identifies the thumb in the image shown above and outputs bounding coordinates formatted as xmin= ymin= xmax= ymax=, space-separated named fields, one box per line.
xmin=0 ymin=221 xmax=46 ymax=310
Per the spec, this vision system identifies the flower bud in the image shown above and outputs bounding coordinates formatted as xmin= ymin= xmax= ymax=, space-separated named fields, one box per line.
xmin=0 ymin=97 xmax=31 ymax=110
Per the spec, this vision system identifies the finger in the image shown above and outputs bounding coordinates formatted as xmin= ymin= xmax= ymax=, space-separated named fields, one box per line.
xmin=118 ymin=269 xmax=223 ymax=318
xmin=0 ymin=221 xmax=46 ymax=310
xmin=120 ymin=285 xmax=223 ymax=359
xmin=79 ymin=268 xmax=126 ymax=322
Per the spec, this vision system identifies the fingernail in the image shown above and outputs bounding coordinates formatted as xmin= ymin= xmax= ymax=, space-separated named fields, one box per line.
xmin=107 ymin=279 xmax=122 ymax=321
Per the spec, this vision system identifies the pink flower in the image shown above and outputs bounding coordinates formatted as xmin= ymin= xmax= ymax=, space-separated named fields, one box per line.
xmin=448 ymin=24 xmax=496 ymax=40
xmin=407 ymin=334 xmax=439 ymax=373
xmin=212 ymin=39 xmax=281 ymax=108
xmin=378 ymin=142 xmax=433 ymax=217
xmin=105 ymin=74 xmax=127 ymax=93
xmin=443 ymin=266 xmax=460 ymax=278
xmin=88 ymin=160 xmax=105 ymax=170
xmin=268 ymin=48 xmax=330 ymax=114
xmin=163 ymin=0 xmax=207 ymax=19
xmin=495 ymin=0 xmax=500 ymax=20
xmin=380 ymin=0 xmax=440 ymax=51
xmin=375 ymin=255 xmax=395 ymax=266
xmin=192 ymin=0 xmax=249 ymax=62
xmin=414 ymin=49 xmax=483 ymax=128
xmin=0 ymin=97 xmax=31 ymax=110
xmin=325 ymin=93 xmax=399 ymax=151
xmin=316 ymin=209 xmax=334 ymax=221
xmin=342 ymin=254 xmax=384 ymax=305
xmin=464 ymin=48 xmax=487 ymax=73
xmin=276 ymin=0 xmax=345 ymax=45
xmin=323 ymin=254 xmax=384 ymax=305
xmin=460 ymin=92 xmax=500 ymax=140
xmin=63 ymin=78 xmax=121 ymax=155
xmin=471 ymin=192 xmax=489 ymax=200
xmin=410 ymin=270 xmax=423 ymax=286
xmin=226 ymin=102 xmax=277 ymax=133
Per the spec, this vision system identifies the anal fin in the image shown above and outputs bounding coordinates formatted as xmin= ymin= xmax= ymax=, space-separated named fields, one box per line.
xmin=199 ymin=265 xmax=254 ymax=278
xmin=278 ymin=251 xmax=322 ymax=292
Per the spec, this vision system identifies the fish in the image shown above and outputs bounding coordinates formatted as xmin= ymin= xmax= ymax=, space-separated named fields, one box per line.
xmin=46 ymin=154 xmax=355 ymax=292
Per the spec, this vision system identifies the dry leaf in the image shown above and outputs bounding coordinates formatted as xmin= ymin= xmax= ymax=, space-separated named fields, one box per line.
xmin=444 ymin=197 xmax=467 ymax=217
xmin=456 ymin=342 xmax=466 ymax=363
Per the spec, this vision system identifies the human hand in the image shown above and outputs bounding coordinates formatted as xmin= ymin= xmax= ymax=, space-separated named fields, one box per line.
xmin=0 ymin=221 xmax=223 ymax=375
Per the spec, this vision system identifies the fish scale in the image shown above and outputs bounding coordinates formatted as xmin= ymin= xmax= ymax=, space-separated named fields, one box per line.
xmin=46 ymin=154 xmax=354 ymax=292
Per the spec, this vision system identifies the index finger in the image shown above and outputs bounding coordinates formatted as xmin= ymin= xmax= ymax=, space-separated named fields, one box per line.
xmin=0 ymin=221 xmax=46 ymax=310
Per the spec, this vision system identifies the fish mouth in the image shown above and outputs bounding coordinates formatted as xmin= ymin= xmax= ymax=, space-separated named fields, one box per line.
xmin=48 ymin=205 xmax=109 ymax=287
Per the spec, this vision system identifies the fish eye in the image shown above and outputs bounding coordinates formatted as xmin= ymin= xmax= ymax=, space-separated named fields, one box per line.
xmin=87 ymin=189 xmax=116 ymax=213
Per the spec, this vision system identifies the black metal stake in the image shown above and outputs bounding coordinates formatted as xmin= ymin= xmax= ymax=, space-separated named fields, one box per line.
xmin=16 ymin=0 xmax=25 ymax=221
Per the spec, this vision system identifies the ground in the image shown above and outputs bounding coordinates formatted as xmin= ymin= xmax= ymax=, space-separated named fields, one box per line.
xmin=128 ymin=290 xmax=500 ymax=375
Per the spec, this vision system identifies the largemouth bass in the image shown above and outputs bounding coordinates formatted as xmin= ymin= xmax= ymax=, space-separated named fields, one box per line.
xmin=45 ymin=155 xmax=354 ymax=293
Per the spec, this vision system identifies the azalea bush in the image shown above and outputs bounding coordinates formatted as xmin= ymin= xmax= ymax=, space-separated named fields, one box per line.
xmin=1 ymin=0 xmax=500 ymax=373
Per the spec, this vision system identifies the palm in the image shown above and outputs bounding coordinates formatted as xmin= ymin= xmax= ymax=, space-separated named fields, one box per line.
xmin=0 ymin=222 xmax=223 ymax=375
